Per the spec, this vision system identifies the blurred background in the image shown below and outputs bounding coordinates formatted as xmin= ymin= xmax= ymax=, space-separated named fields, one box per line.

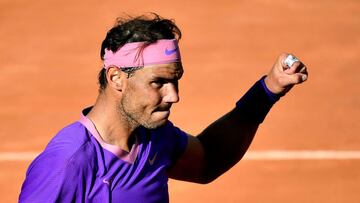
xmin=1 ymin=0 xmax=359 ymax=202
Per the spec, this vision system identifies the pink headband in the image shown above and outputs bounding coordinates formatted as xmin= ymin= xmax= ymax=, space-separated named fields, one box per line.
xmin=103 ymin=39 xmax=181 ymax=69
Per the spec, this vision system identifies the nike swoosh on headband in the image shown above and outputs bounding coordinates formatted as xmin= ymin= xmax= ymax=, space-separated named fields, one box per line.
xmin=164 ymin=47 xmax=178 ymax=55
xmin=103 ymin=39 xmax=181 ymax=69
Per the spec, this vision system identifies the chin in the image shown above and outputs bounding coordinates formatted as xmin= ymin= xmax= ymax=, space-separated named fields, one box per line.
xmin=142 ymin=119 xmax=168 ymax=129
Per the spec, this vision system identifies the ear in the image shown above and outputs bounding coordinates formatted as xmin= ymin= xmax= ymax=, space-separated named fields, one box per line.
xmin=106 ymin=66 xmax=126 ymax=91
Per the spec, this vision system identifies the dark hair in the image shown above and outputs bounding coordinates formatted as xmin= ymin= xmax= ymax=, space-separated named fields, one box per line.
xmin=98 ymin=13 xmax=182 ymax=90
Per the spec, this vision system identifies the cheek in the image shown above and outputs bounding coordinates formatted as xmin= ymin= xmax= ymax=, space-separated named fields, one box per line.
xmin=145 ymin=89 xmax=163 ymax=106
xmin=127 ymin=81 xmax=163 ymax=107
xmin=130 ymin=86 xmax=163 ymax=108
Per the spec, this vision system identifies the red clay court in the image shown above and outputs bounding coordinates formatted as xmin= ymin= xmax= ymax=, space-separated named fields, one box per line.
xmin=1 ymin=0 xmax=359 ymax=202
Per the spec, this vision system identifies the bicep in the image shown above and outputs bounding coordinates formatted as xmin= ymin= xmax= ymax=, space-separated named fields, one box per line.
xmin=167 ymin=134 xmax=207 ymax=183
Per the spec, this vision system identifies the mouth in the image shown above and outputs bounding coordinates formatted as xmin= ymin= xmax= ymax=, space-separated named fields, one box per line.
xmin=155 ymin=104 xmax=172 ymax=112
xmin=156 ymin=109 xmax=170 ymax=116
xmin=153 ymin=105 xmax=171 ymax=120
xmin=159 ymin=110 xmax=170 ymax=117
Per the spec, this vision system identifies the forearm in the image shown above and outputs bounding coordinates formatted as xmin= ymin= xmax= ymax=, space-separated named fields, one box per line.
xmin=172 ymin=54 xmax=307 ymax=184
xmin=197 ymin=76 xmax=279 ymax=183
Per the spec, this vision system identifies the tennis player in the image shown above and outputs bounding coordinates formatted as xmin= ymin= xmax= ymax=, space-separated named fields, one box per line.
xmin=19 ymin=13 xmax=308 ymax=202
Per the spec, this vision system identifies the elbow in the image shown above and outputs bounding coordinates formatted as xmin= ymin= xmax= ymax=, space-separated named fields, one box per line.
xmin=197 ymin=177 xmax=217 ymax=185
xmin=195 ymin=168 xmax=224 ymax=184
xmin=188 ymin=176 xmax=216 ymax=185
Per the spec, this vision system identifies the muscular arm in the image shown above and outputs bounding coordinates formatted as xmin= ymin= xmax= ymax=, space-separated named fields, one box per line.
xmin=168 ymin=53 xmax=308 ymax=183
xmin=169 ymin=78 xmax=272 ymax=183
xmin=197 ymin=108 xmax=260 ymax=183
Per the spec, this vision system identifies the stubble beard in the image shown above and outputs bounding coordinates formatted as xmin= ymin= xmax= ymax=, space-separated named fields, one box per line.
xmin=118 ymin=96 xmax=164 ymax=130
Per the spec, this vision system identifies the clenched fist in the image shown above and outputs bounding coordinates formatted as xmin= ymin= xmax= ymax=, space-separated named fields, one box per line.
xmin=265 ymin=53 xmax=308 ymax=95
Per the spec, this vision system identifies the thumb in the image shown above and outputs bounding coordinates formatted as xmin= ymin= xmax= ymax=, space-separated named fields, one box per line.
xmin=284 ymin=73 xmax=308 ymax=86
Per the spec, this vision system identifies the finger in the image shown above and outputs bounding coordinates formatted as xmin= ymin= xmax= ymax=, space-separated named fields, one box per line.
xmin=299 ymin=65 xmax=307 ymax=74
xmin=299 ymin=66 xmax=308 ymax=80
xmin=279 ymin=53 xmax=290 ymax=68
xmin=282 ymin=54 xmax=298 ymax=68
xmin=282 ymin=54 xmax=307 ymax=75
xmin=284 ymin=61 xmax=304 ymax=74
xmin=283 ymin=73 xmax=308 ymax=85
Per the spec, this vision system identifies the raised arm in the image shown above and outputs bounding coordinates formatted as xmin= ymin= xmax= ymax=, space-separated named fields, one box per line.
xmin=168 ymin=53 xmax=308 ymax=183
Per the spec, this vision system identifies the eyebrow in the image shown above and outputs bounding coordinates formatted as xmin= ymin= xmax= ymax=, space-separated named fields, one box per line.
xmin=151 ymin=69 xmax=183 ymax=80
xmin=151 ymin=76 xmax=180 ymax=83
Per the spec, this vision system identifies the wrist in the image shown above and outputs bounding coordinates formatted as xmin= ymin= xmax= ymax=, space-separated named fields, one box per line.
xmin=235 ymin=77 xmax=278 ymax=123
xmin=261 ymin=76 xmax=281 ymax=103
xmin=264 ymin=75 xmax=284 ymax=95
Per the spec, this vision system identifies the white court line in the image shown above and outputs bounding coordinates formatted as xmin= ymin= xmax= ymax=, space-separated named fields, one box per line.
xmin=0 ymin=152 xmax=39 ymax=161
xmin=244 ymin=150 xmax=360 ymax=160
xmin=1 ymin=151 xmax=360 ymax=161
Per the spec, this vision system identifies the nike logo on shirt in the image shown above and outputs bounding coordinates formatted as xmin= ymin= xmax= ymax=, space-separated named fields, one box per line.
xmin=148 ymin=152 xmax=158 ymax=165
xmin=103 ymin=179 xmax=112 ymax=186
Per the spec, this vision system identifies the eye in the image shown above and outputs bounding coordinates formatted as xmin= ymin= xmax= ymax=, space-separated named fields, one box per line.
xmin=151 ymin=80 xmax=165 ymax=88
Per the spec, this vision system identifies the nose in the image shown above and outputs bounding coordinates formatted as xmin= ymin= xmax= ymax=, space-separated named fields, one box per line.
xmin=162 ymin=83 xmax=180 ymax=103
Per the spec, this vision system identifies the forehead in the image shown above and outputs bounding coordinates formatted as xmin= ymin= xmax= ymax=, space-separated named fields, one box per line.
xmin=139 ymin=63 xmax=183 ymax=79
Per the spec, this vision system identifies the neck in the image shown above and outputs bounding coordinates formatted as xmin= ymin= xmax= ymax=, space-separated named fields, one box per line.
xmin=86 ymin=92 xmax=138 ymax=152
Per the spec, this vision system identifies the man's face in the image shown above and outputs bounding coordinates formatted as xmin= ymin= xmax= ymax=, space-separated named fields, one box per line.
xmin=118 ymin=62 xmax=183 ymax=129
